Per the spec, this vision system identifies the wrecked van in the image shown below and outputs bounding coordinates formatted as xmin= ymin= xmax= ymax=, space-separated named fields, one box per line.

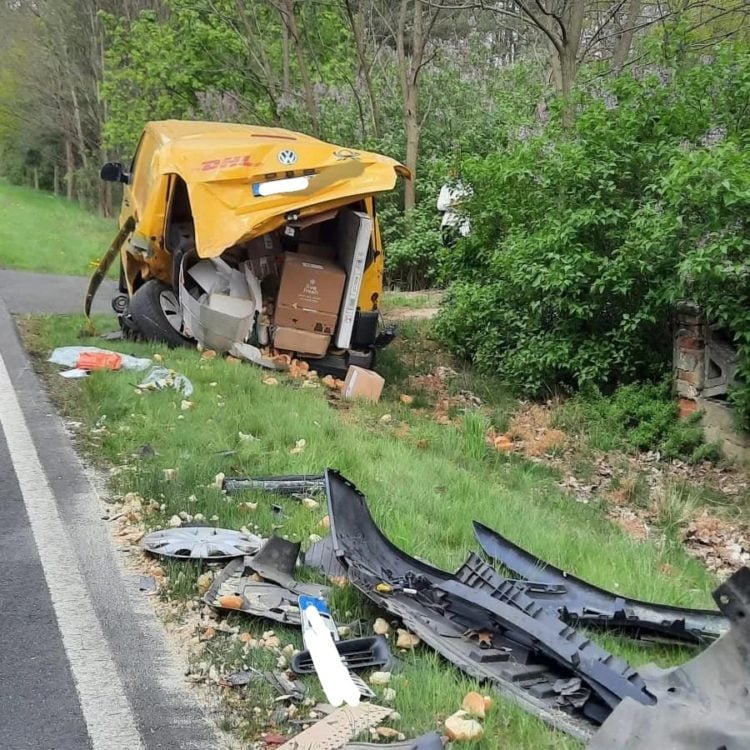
xmin=88 ymin=120 xmax=409 ymax=374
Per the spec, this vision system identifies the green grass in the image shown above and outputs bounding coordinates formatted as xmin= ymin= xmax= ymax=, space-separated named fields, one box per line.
xmin=21 ymin=313 xmax=720 ymax=749
xmin=382 ymin=291 xmax=442 ymax=311
xmin=0 ymin=182 xmax=116 ymax=276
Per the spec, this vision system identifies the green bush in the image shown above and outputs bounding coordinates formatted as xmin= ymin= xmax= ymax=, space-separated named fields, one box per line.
xmin=555 ymin=381 xmax=721 ymax=462
xmin=437 ymin=43 xmax=750 ymax=425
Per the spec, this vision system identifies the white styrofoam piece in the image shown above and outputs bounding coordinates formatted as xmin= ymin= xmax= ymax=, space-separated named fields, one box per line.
xmin=334 ymin=210 xmax=372 ymax=349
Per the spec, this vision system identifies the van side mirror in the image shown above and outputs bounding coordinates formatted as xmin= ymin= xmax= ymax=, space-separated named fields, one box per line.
xmin=100 ymin=162 xmax=129 ymax=184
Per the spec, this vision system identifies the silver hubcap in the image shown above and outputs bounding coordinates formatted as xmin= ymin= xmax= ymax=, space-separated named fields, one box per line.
xmin=159 ymin=289 xmax=184 ymax=333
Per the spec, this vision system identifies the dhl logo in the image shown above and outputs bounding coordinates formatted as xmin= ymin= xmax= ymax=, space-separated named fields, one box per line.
xmin=200 ymin=155 xmax=256 ymax=171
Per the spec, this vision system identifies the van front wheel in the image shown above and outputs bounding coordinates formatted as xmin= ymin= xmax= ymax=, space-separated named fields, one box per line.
xmin=129 ymin=280 xmax=190 ymax=347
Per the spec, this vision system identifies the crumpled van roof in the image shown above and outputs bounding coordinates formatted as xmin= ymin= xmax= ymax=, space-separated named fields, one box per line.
xmin=141 ymin=120 xmax=408 ymax=257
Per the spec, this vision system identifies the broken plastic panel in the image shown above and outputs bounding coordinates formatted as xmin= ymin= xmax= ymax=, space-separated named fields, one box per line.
xmin=292 ymin=636 xmax=392 ymax=674
xmin=473 ymin=521 xmax=728 ymax=644
xmin=325 ymin=469 xmax=655 ymax=740
xmin=590 ymin=566 xmax=750 ymax=749
xmin=141 ymin=526 xmax=262 ymax=560
xmin=204 ymin=555 xmax=328 ymax=626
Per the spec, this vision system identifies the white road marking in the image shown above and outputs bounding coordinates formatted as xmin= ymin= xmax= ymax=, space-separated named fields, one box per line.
xmin=0 ymin=352 xmax=144 ymax=749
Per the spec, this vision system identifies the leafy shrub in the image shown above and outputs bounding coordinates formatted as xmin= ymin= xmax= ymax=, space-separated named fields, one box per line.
xmin=555 ymin=381 xmax=721 ymax=462
xmin=437 ymin=44 xmax=750 ymax=425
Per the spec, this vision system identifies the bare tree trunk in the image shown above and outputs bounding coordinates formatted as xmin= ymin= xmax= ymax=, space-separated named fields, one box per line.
xmin=344 ymin=0 xmax=380 ymax=139
xmin=404 ymin=82 xmax=419 ymax=211
xmin=281 ymin=21 xmax=291 ymax=96
xmin=65 ymin=138 xmax=74 ymax=200
xmin=281 ymin=0 xmax=320 ymax=136
xmin=70 ymin=84 xmax=89 ymax=170
xmin=33 ymin=167 xmax=40 ymax=190
xmin=53 ymin=163 xmax=60 ymax=196
xmin=612 ymin=0 xmax=642 ymax=73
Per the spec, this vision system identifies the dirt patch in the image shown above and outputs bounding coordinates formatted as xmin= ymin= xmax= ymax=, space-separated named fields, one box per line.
xmin=408 ymin=365 xmax=481 ymax=422
xmin=386 ymin=307 xmax=440 ymax=321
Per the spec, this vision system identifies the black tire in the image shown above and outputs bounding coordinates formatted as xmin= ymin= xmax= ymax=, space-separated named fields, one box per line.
xmin=129 ymin=279 xmax=190 ymax=347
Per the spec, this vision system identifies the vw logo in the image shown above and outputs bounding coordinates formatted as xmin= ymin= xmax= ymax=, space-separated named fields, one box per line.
xmin=278 ymin=149 xmax=298 ymax=166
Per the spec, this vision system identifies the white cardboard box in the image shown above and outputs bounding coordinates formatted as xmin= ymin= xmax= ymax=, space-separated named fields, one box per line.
xmin=334 ymin=209 xmax=373 ymax=349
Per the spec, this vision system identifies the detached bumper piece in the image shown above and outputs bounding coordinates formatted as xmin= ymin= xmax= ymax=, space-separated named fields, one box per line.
xmin=473 ymin=521 xmax=728 ymax=645
xmin=590 ymin=567 xmax=750 ymax=749
xmin=324 ymin=470 xmax=654 ymax=741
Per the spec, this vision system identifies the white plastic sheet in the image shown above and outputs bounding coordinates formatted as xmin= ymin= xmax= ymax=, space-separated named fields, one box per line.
xmin=49 ymin=346 xmax=151 ymax=375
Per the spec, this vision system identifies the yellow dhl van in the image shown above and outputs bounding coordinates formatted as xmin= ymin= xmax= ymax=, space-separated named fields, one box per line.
xmin=88 ymin=120 xmax=409 ymax=374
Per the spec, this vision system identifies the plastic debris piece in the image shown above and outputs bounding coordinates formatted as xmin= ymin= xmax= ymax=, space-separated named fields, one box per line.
xmin=76 ymin=351 xmax=123 ymax=371
xmin=136 ymin=366 xmax=194 ymax=397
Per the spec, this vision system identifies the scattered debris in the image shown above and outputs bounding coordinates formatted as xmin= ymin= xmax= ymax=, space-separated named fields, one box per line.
xmin=399 ymin=394 xmax=414 ymax=405
xmin=684 ymin=510 xmax=750 ymax=576
xmin=302 ymin=497 xmax=319 ymax=509
xmin=396 ymin=629 xmax=420 ymax=650
xmin=141 ymin=527 xmax=262 ymax=560
xmin=369 ymin=671 xmax=391 ymax=686
xmin=263 ymin=377 xmax=279 ymax=386
xmin=275 ymin=704 xmax=393 ymax=750
xmin=373 ymin=618 xmax=391 ymax=636
xmin=461 ymin=691 xmax=486 ymax=719
xmin=163 ymin=468 xmax=177 ymax=481
xmin=136 ymin=366 xmax=194 ymax=397
xmin=444 ymin=711 xmax=483 ymax=742
xmin=290 ymin=439 xmax=307 ymax=455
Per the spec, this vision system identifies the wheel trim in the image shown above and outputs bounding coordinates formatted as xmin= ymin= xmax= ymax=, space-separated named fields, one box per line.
xmin=158 ymin=290 xmax=184 ymax=334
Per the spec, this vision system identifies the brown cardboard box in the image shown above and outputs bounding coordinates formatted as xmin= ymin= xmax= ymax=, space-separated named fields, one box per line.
xmin=297 ymin=242 xmax=336 ymax=262
xmin=273 ymin=326 xmax=331 ymax=357
xmin=275 ymin=304 xmax=338 ymax=335
xmin=277 ymin=253 xmax=346 ymax=315
xmin=247 ymin=232 xmax=281 ymax=258
xmin=342 ymin=365 xmax=384 ymax=402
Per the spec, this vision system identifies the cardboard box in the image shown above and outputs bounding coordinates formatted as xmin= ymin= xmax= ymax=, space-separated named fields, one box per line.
xmin=334 ymin=210 xmax=373 ymax=348
xmin=273 ymin=326 xmax=331 ymax=357
xmin=275 ymin=304 xmax=338 ymax=335
xmin=277 ymin=253 xmax=346 ymax=316
xmin=247 ymin=232 xmax=281 ymax=258
xmin=343 ymin=365 xmax=384 ymax=402
xmin=247 ymin=254 xmax=280 ymax=281
xmin=297 ymin=242 xmax=336 ymax=262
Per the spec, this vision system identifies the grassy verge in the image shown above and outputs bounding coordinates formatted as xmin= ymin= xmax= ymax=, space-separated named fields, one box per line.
xmin=0 ymin=182 xmax=116 ymax=276
xmin=21 ymin=313 xmax=719 ymax=748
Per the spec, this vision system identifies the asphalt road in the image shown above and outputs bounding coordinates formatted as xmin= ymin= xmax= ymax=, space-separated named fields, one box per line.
xmin=0 ymin=268 xmax=117 ymax=314
xmin=0 ymin=278 xmax=220 ymax=750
